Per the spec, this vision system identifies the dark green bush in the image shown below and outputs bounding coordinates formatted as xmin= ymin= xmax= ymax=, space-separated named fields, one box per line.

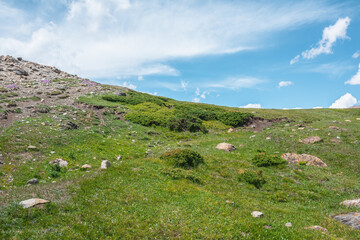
xmin=238 ymin=169 xmax=266 ymax=188
xmin=160 ymin=167 xmax=202 ymax=184
xmin=160 ymin=149 xmax=205 ymax=169
xmin=218 ymin=112 xmax=253 ymax=127
xmin=48 ymin=164 xmax=62 ymax=178
xmin=167 ymin=115 xmax=208 ymax=133
xmin=252 ymin=153 xmax=287 ymax=167
xmin=103 ymin=91 xmax=168 ymax=106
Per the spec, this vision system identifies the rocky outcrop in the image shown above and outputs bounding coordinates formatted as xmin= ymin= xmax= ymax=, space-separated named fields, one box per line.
xmin=281 ymin=153 xmax=327 ymax=167
xmin=216 ymin=143 xmax=237 ymax=152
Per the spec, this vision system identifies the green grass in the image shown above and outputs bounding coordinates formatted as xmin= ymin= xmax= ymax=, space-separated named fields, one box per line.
xmin=0 ymin=90 xmax=360 ymax=239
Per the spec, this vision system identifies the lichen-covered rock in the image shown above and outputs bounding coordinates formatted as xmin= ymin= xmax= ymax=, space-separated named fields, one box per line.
xmin=49 ymin=158 xmax=68 ymax=167
xmin=334 ymin=212 xmax=360 ymax=229
xmin=251 ymin=211 xmax=263 ymax=218
xmin=216 ymin=143 xmax=236 ymax=152
xmin=281 ymin=153 xmax=327 ymax=167
xmin=299 ymin=136 xmax=322 ymax=144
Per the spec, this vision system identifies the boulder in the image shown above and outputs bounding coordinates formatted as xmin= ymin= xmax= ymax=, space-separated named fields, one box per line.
xmin=216 ymin=143 xmax=237 ymax=152
xmin=281 ymin=153 xmax=327 ymax=167
xmin=340 ymin=199 xmax=360 ymax=208
xmin=299 ymin=136 xmax=322 ymax=144
xmin=19 ymin=198 xmax=49 ymax=208
xmin=49 ymin=158 xmax=68 ymax=167
xmin=101 ymin=160 xmax=110 ymax=169
xmin=334 ymin=212 xmax=360 ymax=229
xmin=26 ymin=178 xmax=39 ymax=185
xmin=251 ymin=211 xmax=264 ymax=218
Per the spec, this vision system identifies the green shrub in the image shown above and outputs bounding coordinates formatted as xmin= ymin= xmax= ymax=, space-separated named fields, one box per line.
xmin=238 ymin=169 xmax=266 ymax=188
xmin=167 ymin=115 xmax=208 ymax=133
xmin=125 ymin=102 xmax=173 ymax=126
xmin=48 ymin=164 xmax=62 ymax=178
xmin=160 ymin=149 xmax=205 ymax=169
xmin=218 ymin=112 xmax=253 ymax=127
xmin=160 ymin=167 xmax=202 ymax=184
xmin=103 ymin=91 xmax=168 ymax=106
xmin=252 ymin=153 xmax=287 ymax=167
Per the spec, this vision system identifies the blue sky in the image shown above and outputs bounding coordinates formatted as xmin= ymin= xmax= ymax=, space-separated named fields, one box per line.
xmin=1 ymin=0 xmax=360 ymax=109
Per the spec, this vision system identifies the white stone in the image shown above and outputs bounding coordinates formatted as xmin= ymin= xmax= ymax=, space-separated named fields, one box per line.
xmin=285 ymin=222 xmax=292 ymax=227
xmin=251 ymin=211 xmax=264 ymax=218
xmin=101 ymin=160 xmax=110 ymax=169
xmin=216 ymin=143 xmax=237 ymax=152
xmin=19 ymin=198 xmax=49 ymax=208
xmin=340 ymin=199 xmax=360 ymax=208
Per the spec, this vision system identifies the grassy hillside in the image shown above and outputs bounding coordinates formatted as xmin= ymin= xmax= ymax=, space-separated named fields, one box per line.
xmin=1 ymin=81 xmax=360 ymax=239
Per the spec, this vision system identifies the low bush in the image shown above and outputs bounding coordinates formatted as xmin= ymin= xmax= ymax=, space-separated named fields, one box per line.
xmin=167 ymin=115 xmax=208 ymax=133
xmin=160 ymin=149 xmax=205 ymax=169
xmin=238 ymin=169 xmax=266 ymax=188
xmin=252 ymin=152 xmax=287 ymax=167
xmin=125 ymin=102 xmax=173 ymax=126
xmin=103 ymin=91 xmax=169 ymax=106
xmin=217 ymin=111 xmax=253 ymax=127
xmin=160 ymin=167 xmax=202 ymax=184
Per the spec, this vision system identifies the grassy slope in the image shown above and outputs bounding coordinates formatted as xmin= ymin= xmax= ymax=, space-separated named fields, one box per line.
xmin=0 ymin=92 xmax=360 ymax=239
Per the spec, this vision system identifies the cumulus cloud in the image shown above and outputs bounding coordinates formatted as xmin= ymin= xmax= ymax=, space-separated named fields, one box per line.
xmin=329 ymin=93 xmax=357 ymax=108
xmin=239 ymin=103 xmax=262 ymax=108
xmin=291 ymin=17 xmax=351 ymax=63
xmin=278 ymin=81 xmax=293 ymax=88
xmin=345 ymin=64 xmax=360 ymax=85
xmin=121 ymin=81 xmax=137 ymax=90
xmin=353 ymin=51 xmax=360 ymax=59
xmin=0 ymin=0 xmax=343 ymax=78
xmin=192 ymin=98 xmax=201 ymax=103
xmin=181 ymin=80 xmax=189 ymax=91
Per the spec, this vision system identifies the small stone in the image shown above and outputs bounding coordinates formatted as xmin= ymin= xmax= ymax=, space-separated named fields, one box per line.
xmin=27 ymin=145 xmax=37 ymax=150
xmin=216 ymin=143 xmax=237 ymax=152
xmin=101 ymin=160 xmax=110 ymax=169
xmin=304 ymin=226 xmax=328 ymax=232
xmin=340 ymin=199 xmax=360 ymax=208
xmin=329 ymin=126 xmax=340 ymax=130
xmin=49 ymin=158 xmax=68 ymax=167
xmin=285 ymin=222 xmax=292 ymax=227
xmin=81 ymin=164 xmax=92 ymax=170
xmin=251 ymin=211 xmax=264 ymax=218
xmin=357 ymin=118 xmax=360 ymax=121
xmin=330 ymin=138 xmax=342 ymax=143
xmin=19 ymin=198 xmax=49 ymax=208
xmin=266 ymin=137 xmax=271 ymax=140
xmin=116 ymin=155 xmax=122 ymax=161
xmin=226 ymin=200 xmax=234 ymax=204
xmin=299 ymin=136 xmax=322 ymax=144
xmin=263 ymin=225 xmax=275 ymax=230
xmin=26 ymin=178 xmax=39 ymax=185
xmin=345 ymin=120 xmax=351 ymax=122
xmin=227 ymin=128 xmax=234 ymax=133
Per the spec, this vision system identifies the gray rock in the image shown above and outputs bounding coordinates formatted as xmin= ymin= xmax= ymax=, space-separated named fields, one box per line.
xmin=27 ymin=178 xmax=39 ymax=185
xmin=81 ymin=164 xmax=92 ymax=170
xmin=49 ymin=158 xmax=68 ymax=167
xmin=216 ymin=143 xmax=237 ymax=152
xmin=251 ymin=211 xmax=264 ymax=218
xmin=281 ymin=153 xmax=327 ymax=167
xmin=19 ymin=198 xmax=49 ymax=208
xmin=299 ymin=136 xmax=322 ymax=144
xmin=334 ymin=212 xmax=360 ymax=229
xmin=285 ymin=222 xmax=292 ymax=227
xmin=101 ymin=160 xmax=110 ymax=169
xmin=340 ymin=199 xmax=360 ymax=208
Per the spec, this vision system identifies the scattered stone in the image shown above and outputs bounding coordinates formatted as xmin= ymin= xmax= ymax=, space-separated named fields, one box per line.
xmin=345 ymin=120 xmax=351 ymax=122
xmin=26 ymin=178 xmax=39 ymax=185
xmin=266 ymin=137 xmax=271 ymax=140
xmin=281 ymin=153 xmax=327 ymax=167
xmin=19 ymin=198 xmax=49 ymax=208
xmin=304 ymin=226 xmax=327 ymax=232
xmin=298 ymin=127 xmax=305 ymax=130
xmin=49 ymin=158 xmax=68 ymax=167
xmin=285 ymin=222 xmax=292 ymax=227
xmin=330 ymin=138 xmax=342 ymax=143
xmin=81 ymin=164 xmax=92 ymax=170
xmin=299 ymin=136 xmax=322 ymax=144
xmin=226 ymin=200 xmax=234 ymax=204
xmin=340 ymin=199 xmax=360 ymax=208
xmin=357 ymin=118 xmax=360 ymax=121
xmin=334 ymin=212 xmax=360 ymax=229
xmin=216 ymin=143 xmax=237 ymax=152
xmin=263 ymin=225 xmax=275 ymax=230
xmin=116 ymin=155 xmax=123 ymax=161
xmin=329 ymin=126 xmax=340 ymax=130
xmin=101 ymin=160 xmax=110 ymax=169
xmin=227 ymin=128 xmax=234 ymax=133
xmin=251 ymin=211 xmax=264 ymax=218
xmin=27 ymin=145 xmax=37 ymax=150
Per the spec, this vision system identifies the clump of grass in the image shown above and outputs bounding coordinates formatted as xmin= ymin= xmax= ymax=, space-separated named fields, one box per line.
xmin=35 ymin=105 xmax=51 ymax=113
xmin=160 ymin=149 xmax=205 ymax=169
xmin=47 ymin=90 xmax=63 ymax=96
xmin=252 ymin=152 xmax=287 ymax=167
xmin=0 ymin=87 xmax=8 ymax=93
xmin=160 ymin=167 xmax=202 ymax=184
xmin=237 ymin=169 xmax=266 ymax=188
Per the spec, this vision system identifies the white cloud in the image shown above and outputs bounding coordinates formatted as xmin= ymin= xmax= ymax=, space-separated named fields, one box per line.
xmin=352 ymin=51 xmax=360 ymax=59
xmin=181 ymin=80 xmax=189 ymax=91
xmin=301 ymin=17 xmax=350 ymax=59
xmin=313 ymin=106 xmax=323 ymax=109
xmin=345 ymin=64 xmax=360 ymax=85
xmin=306 ymin=61 xmax=355 ymax=76
xmin=192 ymin=98 xmax=201 ymax=103
xmin=205 ymin=77 xmax=263 ymax=90
xmin=239 ymin=103 xmax=262 ymax=108
xmin=278 ymin=81 xmax=293 ymax=88
xmin=290 ymin=55 xmax=300 ymax=65
xmin=121 ymin=81 xmax=137 ymax=90
xmin=329 ymin=93 xmax=357 ymax=108
xmin=0 ymin=0 xmax=344 ymax=78
xmin=137 ymin=75 xmax=143 ymax=81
